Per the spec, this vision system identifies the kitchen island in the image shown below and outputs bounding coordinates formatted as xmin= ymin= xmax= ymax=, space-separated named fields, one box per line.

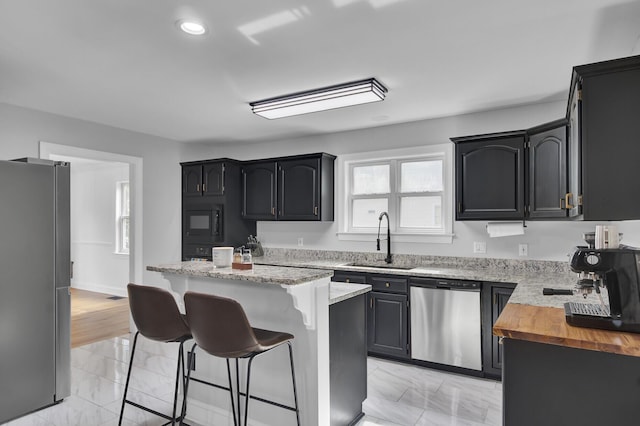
xmin=147 ymin=261 xmax=370 ymax=426
xmin=494 ymin=280 xmax=640 ymax=426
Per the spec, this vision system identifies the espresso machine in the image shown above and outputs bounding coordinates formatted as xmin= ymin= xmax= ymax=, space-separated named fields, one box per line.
xmin=565 ymin=245 xmax=640 ymax=333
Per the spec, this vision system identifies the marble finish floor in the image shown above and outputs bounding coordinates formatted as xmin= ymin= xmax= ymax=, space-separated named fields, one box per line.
xmin=1 ymin=334 xmax=501 ymax=426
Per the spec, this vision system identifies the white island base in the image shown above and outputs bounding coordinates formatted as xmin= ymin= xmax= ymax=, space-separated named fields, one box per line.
xmin=151 ymin=264 xmax=332 ymax=426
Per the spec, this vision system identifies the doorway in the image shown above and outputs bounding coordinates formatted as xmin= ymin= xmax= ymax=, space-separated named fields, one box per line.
xmin=40 ymin=142 xmax=143 ymax=345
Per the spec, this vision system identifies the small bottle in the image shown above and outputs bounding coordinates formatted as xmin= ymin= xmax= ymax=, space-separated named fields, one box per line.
xmin=242 ymin=248 xmax=252 ymax=264
xmin=233 ymin=248 xmax=242 ymax=264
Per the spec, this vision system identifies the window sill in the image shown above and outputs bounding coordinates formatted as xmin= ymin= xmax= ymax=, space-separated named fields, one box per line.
xmin=336 ymin=232 xmax=454 ymax=244
xmin=114 ymin=251 xmax=130 ymax=256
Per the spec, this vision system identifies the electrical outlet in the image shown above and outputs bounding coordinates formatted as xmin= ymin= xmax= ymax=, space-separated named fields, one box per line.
xmin=519 ymin=243 xmax=528 ymax=257
xmin=297 ymin=237 xmax=304 ymax=247
xmin=473 ymin=242 xmax=486 ymax=254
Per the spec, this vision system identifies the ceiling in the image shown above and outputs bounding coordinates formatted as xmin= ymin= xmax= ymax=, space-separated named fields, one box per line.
xmin=1 ymin=0 xmax=639 ymax=144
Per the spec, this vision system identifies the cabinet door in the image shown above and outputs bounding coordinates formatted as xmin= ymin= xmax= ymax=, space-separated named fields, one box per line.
xmin=367 ymin=292 xmax=409 ymax=358
xmin=278 ymin=157 xmax=320 ymax=220
xmin=491 ymin=286 xmax=513 ymax=372
xmin=182 ymin=165 xmax=202 ymax=196
xmin=242 ymin=162 xmax=277 ymax=220
xmin=567 ymin=83 xmax=582 ymax=218
xmin=455 ymin=135 xmax=525 ymax=220
xmin=528 ymin=124 xmax=568 ymax=218
xmin=203 ymin=162 xmax=224 ymax=196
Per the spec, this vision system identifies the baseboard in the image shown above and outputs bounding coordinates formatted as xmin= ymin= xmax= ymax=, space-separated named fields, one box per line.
xmin=71 ymin=282 xmax=127 ymax=298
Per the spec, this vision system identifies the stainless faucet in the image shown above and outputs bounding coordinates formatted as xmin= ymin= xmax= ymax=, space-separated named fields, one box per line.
xmin=377 ymin=212 xmax=392 ymax=264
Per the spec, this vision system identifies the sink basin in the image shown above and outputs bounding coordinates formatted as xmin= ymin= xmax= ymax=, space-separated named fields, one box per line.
xmin=344 ymin=262 xmax=415 ymax=270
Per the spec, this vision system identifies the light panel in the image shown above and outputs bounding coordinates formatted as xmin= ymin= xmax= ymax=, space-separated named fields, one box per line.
xmin=250 ymin=78 xmax=387 ymax=119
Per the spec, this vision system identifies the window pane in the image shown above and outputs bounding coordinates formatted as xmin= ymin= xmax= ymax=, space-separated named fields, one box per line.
xmin=121 ymin=217 xmax=130 ymax=252
xmin=352 ymin=198 xmax=388 ymax=228
xmin=122 ymin=182 xmax=130 ymax=215
xmin=400 ymin=196 xmax=442 ymax=228
xmin=400 ymin=160 xmax=443 ymax=193
xmin=353 ymin=164 xmax=390 ymax=195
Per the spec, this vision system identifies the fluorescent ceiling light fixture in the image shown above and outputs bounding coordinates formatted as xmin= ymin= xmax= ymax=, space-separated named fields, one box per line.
xmin=250 ymin=78 xmax=387 ymax=119
xmin=177 ymin=20 xmax=207 ymax=35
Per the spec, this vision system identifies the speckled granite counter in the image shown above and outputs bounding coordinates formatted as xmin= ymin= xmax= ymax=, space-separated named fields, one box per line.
xmin=329 ymin=283 xmax=371 ymax=305
xmin=147 ymin=261 xmax=332 ymax=286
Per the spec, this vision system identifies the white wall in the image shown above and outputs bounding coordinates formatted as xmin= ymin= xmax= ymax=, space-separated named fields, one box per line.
xmin=0 ymin=102 xmax=183 ymax=287
xmin=68 ymin=160 xmax=129 ymax=296
xmin=182 ymin=100 xmax=640 ymax=261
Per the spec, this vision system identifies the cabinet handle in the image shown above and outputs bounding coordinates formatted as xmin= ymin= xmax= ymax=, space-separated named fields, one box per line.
xmin=385 ymin=282 xmax=390 ymax=288
xmin=271 ymin=207 xmax=275 ymax=216
xmin=498 ymin=337 xmax=504 ymax=345
xmin=564 ymin=193 xmax=574 ymax=210
xmin=314 ymin=206 xmax=318 ymax=216
xmin=345 ymin=279 xmax=350 ymax=283
xmin=370 ymin=298 xmax=373 ymax=308
xmin=202 ymin=184 xmax=206 ymax=192
xmin=196 ymin=184 xmax=200 ymax=192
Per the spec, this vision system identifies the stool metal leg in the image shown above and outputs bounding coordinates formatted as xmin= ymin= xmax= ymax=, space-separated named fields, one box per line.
xmin=170 ymin=340 xmax=186 ymax=425
xmin=180 ymin=342 xmax=198 ymax=425
xmin=243 ymin=356 xmax=256 ymax=426
xmin=226 ymin=359 xmax=238 ymax=426
xmin=118 ymin=331 xmax=140 ymax=426
xmin=287 ymin=342 xmax=301 ymax=426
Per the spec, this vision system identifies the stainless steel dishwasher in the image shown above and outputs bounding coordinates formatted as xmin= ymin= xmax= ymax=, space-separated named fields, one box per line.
xmin=410 ymin=278 xmax=482 ymax=370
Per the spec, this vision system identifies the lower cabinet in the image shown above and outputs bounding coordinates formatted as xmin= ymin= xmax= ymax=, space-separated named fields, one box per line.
xmin=482 ymin=282 xmax=516 ymax=378
xmin=368 ymin=291 xmax=409 ymax=358
xmin=332 ymin=271 xmax=409 ymax=359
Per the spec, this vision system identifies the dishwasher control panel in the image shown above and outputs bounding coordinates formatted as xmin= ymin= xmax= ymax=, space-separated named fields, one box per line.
xmin=411 ymin=277 xmax=481 ymax=290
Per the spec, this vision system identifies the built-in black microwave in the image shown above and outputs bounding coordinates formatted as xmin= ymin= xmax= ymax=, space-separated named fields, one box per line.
xmin=184 ymin=207 xmax=222 ymax=237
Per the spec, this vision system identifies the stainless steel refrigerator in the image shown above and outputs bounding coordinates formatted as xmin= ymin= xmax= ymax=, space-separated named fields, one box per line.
xmin=0 ymin=158 xmax=71 ymax=424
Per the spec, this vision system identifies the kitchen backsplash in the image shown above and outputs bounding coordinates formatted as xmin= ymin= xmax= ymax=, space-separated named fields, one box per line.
xmin=263 ymin=248 xmax=570 ymax=274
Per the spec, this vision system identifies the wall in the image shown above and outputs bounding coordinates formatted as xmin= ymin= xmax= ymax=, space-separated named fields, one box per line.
xmin=182 ymin=100 xmax=640 ymax=261
xmin=68 ymin=160 xmax=129 ymax=296
xmin=0 ymin=102 xmax=183 ymax=288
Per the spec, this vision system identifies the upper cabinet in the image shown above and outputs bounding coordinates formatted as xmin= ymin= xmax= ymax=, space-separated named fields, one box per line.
xmin=241 ymin=153 xmax=335 ymax=221
xmin=527 ymin=119 xmax=568 ymax=219
xmin=241 ymin=161 xmax=277 ymax=220
xmin=182 ymin=162 xmax=225 ymax=197
xmin=569 ymin=55 xmax=640 ymax=220
xmin=453 ymin=120 xmax=570 ymax=221
xmin=453 ymin=131 xmax=526 ymax=220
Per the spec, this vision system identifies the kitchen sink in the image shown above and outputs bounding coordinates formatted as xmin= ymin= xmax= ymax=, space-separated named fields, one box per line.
xmin=344 ymin=262 xmax=415 ymax=270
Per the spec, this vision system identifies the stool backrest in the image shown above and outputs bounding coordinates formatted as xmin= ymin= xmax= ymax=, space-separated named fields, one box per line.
xmin=127 ymin=283 xmax=190 ymax=342
xmin=184 ymin=291 xmax=260 ymax=358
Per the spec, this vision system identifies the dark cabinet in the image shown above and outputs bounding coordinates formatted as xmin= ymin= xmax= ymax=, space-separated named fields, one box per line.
xmin=241 ymin=153 xmax=335 ymax=221
xmin=453 ymin=132 xmax=526 ymax=220
xmin=482 ymin=282 xmax=515 ymax=379
xmin=453 ymin=121 xmax=572 ymax=221
xmin=241 ymin=161 xmax=277 ymax=220
xmin=368 ymin=291 xmax=409 ymax=358
xmin=568 ymin=55 xmax=640 ymax=220
xmin=180 ymin=159 xmax=256 ymax=260
xmin=527 ymin=119 xmax=568 ymax=219
xmin=182 ymin=162 xmax=224 ymax=197
xmin=331 ymin=271 xmax=409 ymax=359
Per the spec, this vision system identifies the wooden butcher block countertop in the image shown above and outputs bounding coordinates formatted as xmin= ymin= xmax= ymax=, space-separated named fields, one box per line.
xmin=494 ymin=303 xmax=640 ymax=357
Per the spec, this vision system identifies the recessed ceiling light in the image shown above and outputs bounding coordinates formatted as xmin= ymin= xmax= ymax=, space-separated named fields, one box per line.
xmin=177 ymin=20 xmax=207 ymax=36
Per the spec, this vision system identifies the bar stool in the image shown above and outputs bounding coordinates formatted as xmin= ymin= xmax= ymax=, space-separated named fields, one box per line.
xmin=182 ymin=291 xmax=300 ymax=426
xmin=118 ymin=283 xmax=192 ymax=426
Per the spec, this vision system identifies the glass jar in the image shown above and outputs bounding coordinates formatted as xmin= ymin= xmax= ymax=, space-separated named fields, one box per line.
xmin=242 ymin=248 xmax=252 ymax=264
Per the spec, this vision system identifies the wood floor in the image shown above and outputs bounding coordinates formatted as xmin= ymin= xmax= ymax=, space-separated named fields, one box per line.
xmin=70 ymin=288 xmax=130 ymax=348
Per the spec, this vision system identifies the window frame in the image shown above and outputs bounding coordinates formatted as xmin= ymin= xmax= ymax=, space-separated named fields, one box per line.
xmin=115 ymin=180 xmax=130 ymax=255
xmin=337 ymin=144 xmax=454 ymax=244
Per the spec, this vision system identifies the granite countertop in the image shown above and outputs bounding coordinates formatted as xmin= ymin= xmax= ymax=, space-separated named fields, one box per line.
xmin=253 ymin=255 xmax=588 ymax=308
xmin=147 ymin=261 xmax=333 ymax=286
xmin=329 ymin=283 xmax=371 ymax=305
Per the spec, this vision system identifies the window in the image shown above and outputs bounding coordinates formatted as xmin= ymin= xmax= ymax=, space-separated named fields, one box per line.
xmin=116 ymin=181 xmax=130 ymax=254
xmin=338 ymin=144 xmax=453 ymax=243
